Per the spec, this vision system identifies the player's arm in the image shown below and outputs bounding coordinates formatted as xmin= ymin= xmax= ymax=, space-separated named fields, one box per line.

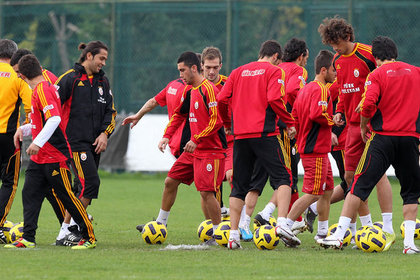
xmin=286 ymin=68 xmax=307 ymax=109
xmin=18 ymin=79 xmax=32 ymax=124
xmin=267 ymin=69 xmax=295 ymax=128
xmin=122 ymin=98 xmax=159 ymax=128
xmin=217 ymin=72 xmax=234 ymax=129
xmin=358 ymin=73 xmax=380 ymax=142
xmin=55 ymin=70 xmax=74 ymax=104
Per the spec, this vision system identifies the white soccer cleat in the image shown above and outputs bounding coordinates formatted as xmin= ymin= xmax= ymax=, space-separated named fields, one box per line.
xmin=291 ymin=220 xmax=307 ymax=235
xmin=275 ymin=225 xmax=301 ymax=247
xmin=221 ymin=207 xmax=230 ymax=218
xmin=313 ymin=234 xmax=326 ymax=242
xmin=227 ymin=238 xmax=242 ymax=250
xmin=403 ymin=246 xmax=420 ymax=254
xmin=317 ymin=235 xmax=343 ymax=249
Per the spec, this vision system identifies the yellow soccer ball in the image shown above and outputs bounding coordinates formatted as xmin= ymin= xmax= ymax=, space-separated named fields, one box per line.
xmin=358 ymin=226 xmax=386 ymax=253
xmin=213 ymin=221 xmax=231 ymax=247
xmin=253 ymin=225 xmax=279 ymax=250
xmin=328 ymin=223 xmax=352 ymax=247
xmin=253 ymin=216 xmax=277 ymax=231
xmin=197 ymin=219 xmax=213 ymax=242
xmin=141 ymin=221 xmax=167 ymax=244
xmin=9 ymin=222 xmax=24 ymax=243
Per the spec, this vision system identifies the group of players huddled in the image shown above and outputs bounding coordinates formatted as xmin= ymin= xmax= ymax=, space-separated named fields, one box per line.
xmin=0 ymin=15 xmax=419 ymax=254
xmin=0 ymin=40 xmax=116 ymax=249
xmin=124 ymin=16 xmax=420 ymax=254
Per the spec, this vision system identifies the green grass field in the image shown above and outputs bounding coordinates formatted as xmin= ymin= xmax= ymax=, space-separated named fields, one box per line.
xmin=2 ymin=172 xmax=419 ymax=279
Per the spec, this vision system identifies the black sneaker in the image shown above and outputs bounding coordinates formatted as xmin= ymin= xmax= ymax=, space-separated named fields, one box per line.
xmin=62 ymin=227 xmax=83 ymax=246
xmin=136 ymin=224 xmax=145 ymax=233
xmin=253 ymin=214 xmax=269 ymax=227
xmin=55 ymin=238 xmax=66 ymax=246
xmin=304 ymin=206 xmax=317 ymax=233
xmin=0 ymin=228 xmax=7 ymax=244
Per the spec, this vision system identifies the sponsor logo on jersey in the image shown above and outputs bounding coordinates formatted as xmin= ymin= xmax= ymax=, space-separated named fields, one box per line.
xmin=97 ymin=97 xmax=106 ymax=104
xmin=336 ymin=64 xmax=341 ymax=70
xmin=318 ymin=101 xmax=328 ymax=107
xmin=354 ymin=68 xmax=359 ymax=77
xmin=241 ymin=69 xmax=265 ymax=77
xmin=278 ymin=78 xmax=285 ymax=85
xmin=0 ymin=71 xmax=11 ymax=78
xmin=167 ymin=86 xmax=177 ymax=95
xmin=80 ymin=152 xmax=87 ymax=161
xmin=208 ymin=101 xmax=217 ymax=108
xmin=365 ymin=80 xmax=372 ymax=86
xmin=78 ymin=81 xmax=84 ymax=86
xmin=298 ymin=75 xmax=306 ymax=86
xmin=206 ymin=163 xmax=212 ymax=172
xmin=52 ymin=170 xmax=59 ymax=176
xmin=43 ymin=104 xmax=54 ymax=114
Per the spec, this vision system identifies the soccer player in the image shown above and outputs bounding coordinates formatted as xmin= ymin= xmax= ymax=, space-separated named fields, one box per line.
xmin=318 ymin=36 xmax=420 ymax=254
xmin=55 ymin=41 xmax=116 ymax=245
xmin=0 ymin=39 xmax=32 ymax=243
xmin=140 ymin=52 xmax=226 ymax=245
xmin=281 ymin=50 xmax=336 ymax=246
xmin=121 ymin=76 xmax=191 ymax=159
xmin=217 ymin=40 xmax=298 ymax=249
xmin=201 ymin=46 xmax=230 ymax=217
xmin=251 ymin=38 xmax=309 ymax=236
xmin=10 ymin=48 xmax=66 ymax=226
xmin=7 ymin=54 xmax=95 ymax=249
xmin=318 ymin=16 xmax=394 ymax=242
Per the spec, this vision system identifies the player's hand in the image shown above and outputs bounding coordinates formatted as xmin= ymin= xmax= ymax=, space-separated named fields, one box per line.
xmin=287 ymin=126 xmax=296 ymax=140
xmin=14 ymin=128 xmax=23 ymax=149
xmin=355 ymin=100 xmax=363 ymax=113
xmin=122 ymin=114 xmax=140 ymax=129
xmin=93 ymin=132 xmax=108 ymax=154
xmin=331 ymin=133 xmax=338 ymax=146
xmin=224 ymin=127 xmax=232 ymax=135
xmin=360 ymin=126 xmax=370 ymax=143
xmin=158 ymin=138 xmax=169 ymax=153
xmin=26 ymin=143 xmax=40 ymax=155
xmin=333 ymin=113 xmax=345 ymax=127
xmin=184 ymin=140 xmax=197 ymax=153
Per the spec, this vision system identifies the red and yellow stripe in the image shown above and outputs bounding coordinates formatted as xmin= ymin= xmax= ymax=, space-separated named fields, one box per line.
xmin=312 ymin=157 xmax=323 ymax=195
xmin=318 ymin=82 xmax=334 ymax=125
xmin=355 ymin=132 xmax=375 ymax=175
xmin=36 ymin=83 xmax=52 ymax=119
xmin=193 ymin=80 xmax=218 ymax=142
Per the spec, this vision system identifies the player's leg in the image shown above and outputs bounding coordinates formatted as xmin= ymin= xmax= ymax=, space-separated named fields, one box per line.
xmin=228 ymin=139 xmax=255 ymax=249
xmin=0 ymin=134 xmax=20 ymax=243
xmin=47 ymin=162 xmax=96 ymax=249
xmin=319 ymin=133 xmax=391 ymax=249
xmin=45 ymin=189 xmax=65 ymax=225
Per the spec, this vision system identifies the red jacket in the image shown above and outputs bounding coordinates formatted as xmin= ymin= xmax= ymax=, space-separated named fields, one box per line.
xmin=279 ymin=62 xmax=308 ymax=112
xmin=164 ymin=79 xmax=226 ymax=157
xmin=360 ymin=61 xmax=420 ymax=137
xmin=293 ymin=81 xmax=334 ymax=157
xmin=217 ymin=61 xmax=293 ymax=139
xmin=334 ymin=43 xmax=376 ymax=125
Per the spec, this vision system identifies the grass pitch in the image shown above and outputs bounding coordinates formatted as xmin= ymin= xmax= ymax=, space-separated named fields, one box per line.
xmin=2 ymin=172 xmax=419 ymax=279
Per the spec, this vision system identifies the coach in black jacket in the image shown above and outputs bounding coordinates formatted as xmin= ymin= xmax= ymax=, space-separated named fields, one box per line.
xmin=54 ymin=41 xmax=116 ymax=245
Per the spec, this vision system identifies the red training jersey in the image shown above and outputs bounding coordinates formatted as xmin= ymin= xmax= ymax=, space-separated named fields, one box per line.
xmin=327 ymin=80 xmax=347 ymax=151
xmin=292 ymin=81 xmax=334 ymax=157
xmin=217 ymin=61 xmax=293 ymax=139
xmin=30 ymin=81 xmax=72 ymax=164
xmin=154 ymin=78 xmax=192 ymax=157
xmin=164 ymin=79 xmax=226 ymax=157
xmin=279 ymin=62 xmax=308 ymax=112
xmin=360 ymin=61 xmax=420 ymax=137
xmin=334 ymin=43 xmax=376 ymax=125
xmin=213 ymin=74 xmax=234 ymax=144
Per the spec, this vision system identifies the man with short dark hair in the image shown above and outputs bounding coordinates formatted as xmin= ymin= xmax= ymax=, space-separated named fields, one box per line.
xmin=0 ymin=39 xmax=32 ymax=243
xmin=218 ymin=40 xmax=297 ymax=249
xmin=318 ymin=36 xmax=420 ymax=254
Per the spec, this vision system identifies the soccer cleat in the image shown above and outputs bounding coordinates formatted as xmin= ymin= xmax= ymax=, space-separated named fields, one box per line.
xmin=56 ymin=238 xmax=66 ymax=246
xmin=317 ymin=235 xmax=343 ymax=249
xmin=0 ymin=228 xmax=7 ymax=244
xmin=403 ymin=246 xmax=420 ymax=254
xmin=313 ymin=234 xmax=326 ymax=242
xmin=136 ymin=224 xmax=145 ymax=233
xmin=383 ymin=232 xmax=396 ymax=252
xmin=227 ymin=239 xmax=242 ymax=250
xmin=4 ymin=238 xmax=35 ymax=248
xmin=254 ymin=214 xmax=270 ymax=227
xmin=304 ymin=206 xmax=317 ymax=233
xmin=239 ymin=226 xmax=253 ymax=242
xmin=202 ymin=237 xmax=218 ymax=246
xmin=221 ymin=207 xmax=230 ymax=218
xmin=63 ymin=228 xmax=83 ymax=246
xmin=71 ymin=239 xmax=96 ymax=250
xmin=291 ymin=220 xmax=307 ymax=235
xmin=275 ymin=225 xmax=301 ymax=247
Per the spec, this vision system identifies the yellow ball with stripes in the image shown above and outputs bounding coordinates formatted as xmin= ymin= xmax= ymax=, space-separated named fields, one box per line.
xmin=9 ymin=222 xmax=24 ymax=243
xmin=253 ymin=225 xmax=279 ymax=250
xmin=328 ymin=223 xmax=352 ymax=247
xmin=141 ymin=221 xmax=167 ymax=244
xmin=213 ymin=221 xmax=231 ymax=247
xmin=358 ymin=226 xmax=386 ymax=253
xmin=197 ymin=219 xmax=213 ymax=242
xmin=2 ymin=220 xmax=14 ymax=243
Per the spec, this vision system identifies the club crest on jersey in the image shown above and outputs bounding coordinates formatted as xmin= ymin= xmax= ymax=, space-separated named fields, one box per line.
xmin=98 ymin=86 xmax=103 ymax=96
xmin=80 ymin=152 xmax=87 ymax=161
xmin=206 ymin=163 xmax=212 ymax=172
xmin=354 ymin=69 xmax=359 ymax=77
xmin=194 ymin=101 xmax=199 ymax=109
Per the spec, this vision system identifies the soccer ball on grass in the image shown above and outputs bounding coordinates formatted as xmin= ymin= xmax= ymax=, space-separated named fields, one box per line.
xmin=197 ymin=219 xmax=213 ymax=242
xmin=141 ymin=221 xmax=167 ymax=244
xmin=253 ymin=225 xmax=279 ymax=250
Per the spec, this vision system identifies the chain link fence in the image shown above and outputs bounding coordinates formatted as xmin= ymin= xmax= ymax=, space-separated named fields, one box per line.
xmin=2 ymin=0 xmax=419 ymax=114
